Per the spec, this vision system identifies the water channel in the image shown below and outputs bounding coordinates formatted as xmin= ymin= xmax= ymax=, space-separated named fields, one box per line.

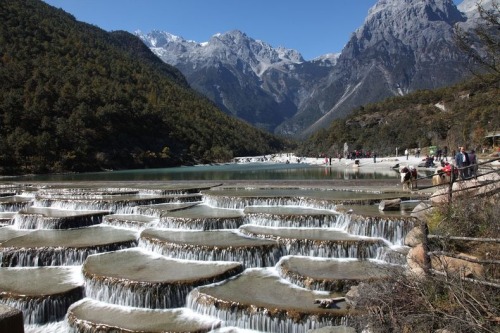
xmin=0 ymin=162 xmax=429 ymax=333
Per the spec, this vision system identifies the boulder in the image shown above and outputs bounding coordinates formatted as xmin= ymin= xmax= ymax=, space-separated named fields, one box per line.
xmin=411 ymin=202 xmax=434 ymax=221
xmin=0 ymin=304 xmax=24 ymax=333
xmin=378 ymin=198 xmax=401 ymax=211
xmin=345 ymin=284 xmax=361 ymax=309
xmin=309 ymin=326 xmax=356 ymax=333
xmin=404 ymin=226 xmax=424 ymax=247
xmin=430 ymin=253 xmax=485 ymax=278
xmin=430 ymin=188 xmax=450 ymax=205
xmin=407 ymin=244 xmax=427 ymax=276
xmin=452 ymin=179 xmax=480 ymax=198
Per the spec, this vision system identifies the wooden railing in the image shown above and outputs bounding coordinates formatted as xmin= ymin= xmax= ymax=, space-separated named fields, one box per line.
xmin=414 ymin=157 xmax=500 ymax=287
xmin=416 ymin=156 xmax=500 ymax=201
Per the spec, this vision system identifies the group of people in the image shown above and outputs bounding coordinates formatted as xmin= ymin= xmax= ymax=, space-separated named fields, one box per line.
xmin=432 ymin=146 xmax=477 ymax=184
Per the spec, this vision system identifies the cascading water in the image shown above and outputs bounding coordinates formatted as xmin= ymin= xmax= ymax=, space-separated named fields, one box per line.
xmin=138 ymin=226 xmax=283 ymax=269
xmin=139 ymin=238 xmax=282 ymax=268
xmin=3 ymin=289 xmax=83 ymax=324
xmin=13 ymin=211 xmax=106 ymax=230
xmin=84 ymin=279 xmax=195 ymax=309
xmin=0 ymin=200 xmax=33 ymax=212
xmin=1 ymin=242 xmax=137 ymax=267
xmin=157 ymin=216 xmax=246 ymax=231
xmin=0 ymin=226 xmax=139 ymax=267
xmin=203 ymin=195 xmax=346 ymax=211
xmin=245 ymin=206 xmax=340 ymax=228
xmin=82 ymin=249 xmax=244 ymax=309
xmin=239 ymin=224 xmax=387 ymax=260
xmin=33 ymin=194 xmax=201 ymax=215
xmin=334 ymin=213 xmax=417 ymax=245
xmin=0 ymin=266 xmax=84 ymax=325
xmin=186 ymin=268 xmax=349 ymax=333
xmin=0 ymin=182 xmax=421 ymax=333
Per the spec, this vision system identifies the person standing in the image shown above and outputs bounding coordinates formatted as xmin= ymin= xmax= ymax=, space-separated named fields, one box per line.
xmin=405 ymin=149 xmax=409 ymax=160
xmin=455 ymin=146 xmax=470 ymax=180
xmin=468 ymin=149 xmax=477 ymax=178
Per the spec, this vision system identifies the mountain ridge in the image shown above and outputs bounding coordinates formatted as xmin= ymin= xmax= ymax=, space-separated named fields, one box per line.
xmin=0 ymin=0 xmax=287 ymax=175
xmin=138 ymin=0 xmax=492 ymax=137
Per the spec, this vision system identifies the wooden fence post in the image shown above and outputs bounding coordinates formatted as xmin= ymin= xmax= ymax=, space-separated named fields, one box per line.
xmin=448 ymin=165 xmax=454 ymax=204
xmin=421 ymin=221 xmax=431 ymax=274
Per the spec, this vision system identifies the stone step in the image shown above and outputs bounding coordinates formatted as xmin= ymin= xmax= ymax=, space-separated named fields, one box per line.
xmin=83 ymin=248 xmax=243 ymax=308
xmin=67 ymin=298 xmax=221 ymax=333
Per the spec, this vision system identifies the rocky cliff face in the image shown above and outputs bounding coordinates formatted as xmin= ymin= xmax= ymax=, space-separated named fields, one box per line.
xmin=138 ymin=30 xmax=331 ymax=132
xmin=289 ymin=0 xmax=470 ymax=137
xmin=138 ymin=0 xmax=488 ymax=137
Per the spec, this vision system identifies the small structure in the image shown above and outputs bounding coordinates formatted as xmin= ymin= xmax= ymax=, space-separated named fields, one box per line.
xmin=485 ymin=131 xmax=500 ymax=148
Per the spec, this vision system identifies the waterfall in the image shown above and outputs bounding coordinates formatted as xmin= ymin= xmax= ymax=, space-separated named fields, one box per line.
xmin=13 ymin=213 xmax=105 ymax=230
xmin=33 ymin=196 xmax=200 ymax=215
xmin=139 ymin=238 xmax=282 ymax=268
xmin=1 ymin=242 xmax=137 ymax=267
xmin=84 ymin=278 xmax=196 ymax=309
xmin=203 ymin=195 xmax=304 ymax=210
xmin=66 ymin=298 xmax=222 ymax=333
xmin=281 ymin=239 xmax=384 ymax=259
xmin=246 ymin=211 xmax=339 ymax=228
xmin=333 ymin=213 xmax=416 ymax=245
xmin=157 ymin=216 xmax=246 ymax=231
xmin=187 ymin=290 xmax=343 ymax=333
xmin=0 ymin=182 xmax=420 ymax=333
xmin=0 ymin=200 xmax=32 ymax=212
xmin=1 ymin=288 xmax=83 ymax=324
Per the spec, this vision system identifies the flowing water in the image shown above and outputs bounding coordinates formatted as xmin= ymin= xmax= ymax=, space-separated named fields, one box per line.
xmin=0 ymin=164 xmax=425 ymax=333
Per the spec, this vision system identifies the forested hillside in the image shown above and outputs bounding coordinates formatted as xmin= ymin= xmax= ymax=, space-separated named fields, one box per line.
xmin=298 ymin=75 xmax=499 ymax=157
xmin=0 ymin=0 xmax=287 ymax=175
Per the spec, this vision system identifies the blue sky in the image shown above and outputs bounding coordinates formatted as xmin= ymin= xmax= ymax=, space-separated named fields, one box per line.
xmin=43 ymin=0 xmax=462 ymax=60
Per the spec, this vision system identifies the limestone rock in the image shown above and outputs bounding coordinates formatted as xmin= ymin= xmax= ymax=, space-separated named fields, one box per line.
xmin=452 ymin=179 xmax=480 ymax=198
xmin=345 ymin=284 xmax=360 ymax=309
xmin=0 ymin=304 xmax=24 ymax=333
xmin=404 ymin=226 xmax=424 ymax=247
xmin=430 ymin=188 xmax=450 ymax=205
xmin=431 ymin=253 xmax=485 ymax=278
xmin=411 ymin=202 xmax=434 ymax=221
xmin=407 ymin=244 xmax=427 ymax=276
xmin=308 ymin=326 xmax=356 ymax=333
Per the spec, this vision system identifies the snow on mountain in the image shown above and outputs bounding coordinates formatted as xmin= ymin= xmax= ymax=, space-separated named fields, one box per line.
xmin=457 ymin=0 xmax=497 ymax=27
xmin=137 ymin=29 xmax=304 ymax=78
xmin=136 ymin=0 xmax=487 ymax=137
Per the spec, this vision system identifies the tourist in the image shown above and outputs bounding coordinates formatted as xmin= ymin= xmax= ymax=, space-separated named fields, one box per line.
xmin=455 ymin=146 xmax=470 ymax=180
xmin=468 ymin=149 xmax=477 ymax=179
xmin=405 ymin=148 xmax=409 ymax=160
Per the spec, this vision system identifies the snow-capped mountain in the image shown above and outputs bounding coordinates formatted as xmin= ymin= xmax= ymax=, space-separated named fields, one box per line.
xmin=137 ymin=0 xmax=492 ymax=137
xmin=137 ymin=29 xmax=330 ymax=132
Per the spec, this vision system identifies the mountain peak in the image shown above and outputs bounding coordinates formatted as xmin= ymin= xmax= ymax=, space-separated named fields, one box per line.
xmin=138 ymin=29 xmax=304 ymax=73
xmin=354 ymin=0 xmax=465 ymax=50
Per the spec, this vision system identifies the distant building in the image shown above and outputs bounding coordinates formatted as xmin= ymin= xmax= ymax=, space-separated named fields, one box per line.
xmin=485 ymin=131 xmax=500 ymax=147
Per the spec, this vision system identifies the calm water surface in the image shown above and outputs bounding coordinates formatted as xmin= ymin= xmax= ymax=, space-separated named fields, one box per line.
xmin=16 ymin=163 xmax=401 ymax=182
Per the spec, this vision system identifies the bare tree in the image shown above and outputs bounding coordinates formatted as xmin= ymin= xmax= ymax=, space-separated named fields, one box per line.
xmin=454 ymin=1 xmax=500 ymax=83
